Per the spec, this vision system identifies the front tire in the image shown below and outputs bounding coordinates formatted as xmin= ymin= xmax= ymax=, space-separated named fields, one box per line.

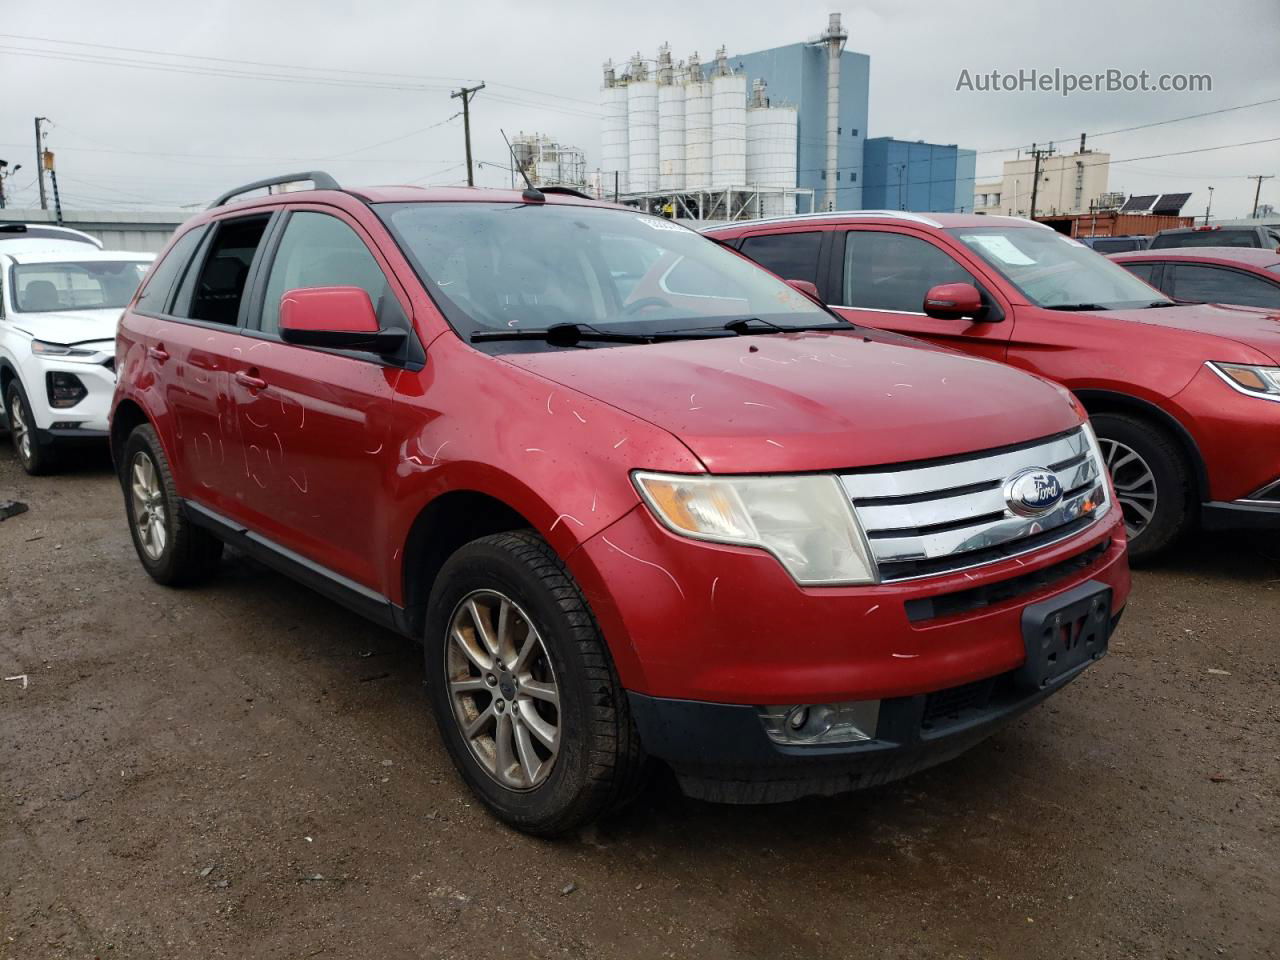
xmin=1092 ymin=412 xmax=1193 ymax=562
xmin=5 ymin=380 xmax=56 ymax=476
xmin=424 ymin=531 xmax=646 ymax=836
xmin=121 ymin=424 xmax=223 ymax=585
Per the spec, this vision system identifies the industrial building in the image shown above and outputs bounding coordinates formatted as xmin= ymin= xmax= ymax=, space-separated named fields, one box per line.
xmin=1 ymin=207 xmax=182 ymax=252
xmin=597 ymin=14 xmax=868 ymax=219
xmin=510 ymin=132 xmax=587 ymax=190
xmin=862 ymin=138 xmax=977 ymax=213
xmin=974 ymin=145 xmax=1112 ymax=217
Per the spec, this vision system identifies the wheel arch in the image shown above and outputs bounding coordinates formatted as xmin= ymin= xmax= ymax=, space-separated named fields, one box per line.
xmin=1074 ymin=388 xmax=1208 ymax=501
xmin=398 ymin=488 xmax=537 ymax=639
xmin=109 ymin=398 xmax=153 ymax=476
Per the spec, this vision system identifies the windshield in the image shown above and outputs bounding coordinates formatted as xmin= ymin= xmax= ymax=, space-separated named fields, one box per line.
xmin=10 ymin=259 xmax=150 ymax=313
xmin=377 ymin=202 xmax=833 ymax=346
xmin=949 ymin=226 xmax=1169 ymax=309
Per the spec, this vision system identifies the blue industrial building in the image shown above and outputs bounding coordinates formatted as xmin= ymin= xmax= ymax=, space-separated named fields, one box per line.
xmin=720 ymin=40 xmax=870 ymax=211
xmin=861 ymin=138 xmax=978 ymax=214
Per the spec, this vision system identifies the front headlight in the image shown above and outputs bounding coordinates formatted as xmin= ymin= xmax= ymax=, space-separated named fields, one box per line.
xmin=1208 ymin=362 xmax=1280 ymax=401
xmin=632 ymin=471 xmax=878 ymax=585
xmin=31 ymin=340 xmax=106 ymax=363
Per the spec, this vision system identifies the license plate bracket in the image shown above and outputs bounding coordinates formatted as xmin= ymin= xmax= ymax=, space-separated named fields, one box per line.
xmin=1017 ymin=580 xmax=1112 ymax=691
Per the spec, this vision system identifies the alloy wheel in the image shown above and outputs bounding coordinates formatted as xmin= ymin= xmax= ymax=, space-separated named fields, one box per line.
xmin=9 ymin=395 xmax=31 ymax=465
xmin=445 ymin=590 xmax=560 ymax=791
xmin=130 ymin=451 xmax=168 ymax=560
xmin=1099 ymin=437 xmax=1158 ymax=540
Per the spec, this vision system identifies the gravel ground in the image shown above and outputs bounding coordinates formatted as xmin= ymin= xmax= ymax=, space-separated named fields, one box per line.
xmin=1 ymin=443 xmax=1277 ymax=959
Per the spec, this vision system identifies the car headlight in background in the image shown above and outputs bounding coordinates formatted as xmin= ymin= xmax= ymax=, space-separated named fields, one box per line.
xmin=31 ymin=339 xmax=109 ymax=363
xmin=632 ymin=471 xmax=878 ymax=585
xmin=1208 ymin=362 xmax=1280 ymax=401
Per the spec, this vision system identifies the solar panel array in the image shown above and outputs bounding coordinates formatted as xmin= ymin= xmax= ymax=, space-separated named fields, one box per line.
xmin=1119 ymin=194 xmax=1158 ymax=213
xmin=1151 ymin=192 xmax=1192 ymax=215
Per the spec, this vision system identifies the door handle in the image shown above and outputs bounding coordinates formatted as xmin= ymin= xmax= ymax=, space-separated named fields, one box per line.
xmin=148 ymin=345 xmax=170 ymax=362
xmin=234 ymin=370 xmax=268 ymax=391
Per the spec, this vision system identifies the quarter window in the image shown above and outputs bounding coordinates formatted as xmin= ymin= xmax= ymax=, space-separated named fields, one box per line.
xmin=1119 ymin=262 xmax=1158 ymax=286
xmin=739 ymin=231 xmax=823 ymax=286
xmin=1169 ymin=264 xmax=1280 ymax=309
xmin=841 ymin=230 xmax=975 ymax=313
xmin=260 ymin=212 xmax=389 ymax=336
xmin=135 ymin=227 xmax=204 ymax=315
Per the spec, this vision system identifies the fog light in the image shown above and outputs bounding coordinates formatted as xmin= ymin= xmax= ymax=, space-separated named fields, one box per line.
xmin=760 ymin=700 xmax=881 ymax=746
xmin=46 ymin=372 xmax=87 ymax=409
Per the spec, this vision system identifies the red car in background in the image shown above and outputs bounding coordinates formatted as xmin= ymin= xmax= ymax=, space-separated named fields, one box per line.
xmin=1110 ymin=247 xmax=1280 ymax=311
xmin=707 ymin=212 xmax=1280 ymax=557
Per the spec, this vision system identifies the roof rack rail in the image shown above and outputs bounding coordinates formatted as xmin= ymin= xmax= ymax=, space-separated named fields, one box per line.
xmin=537 ymin=186 xmax=591 ymax=200
xmin=209 ymin=171 xmax=340 ymax=209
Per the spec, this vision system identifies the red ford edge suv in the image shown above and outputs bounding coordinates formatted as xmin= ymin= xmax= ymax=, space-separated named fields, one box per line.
xmin=111 ymin=175 xmax=1129 ymax=834
xmin=707 ymin=212 xmax=1280 ymax=558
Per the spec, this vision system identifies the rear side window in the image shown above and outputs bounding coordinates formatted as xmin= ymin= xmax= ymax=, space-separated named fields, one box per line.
xmin=175 ymin=215 xmax=270 ymax=326
xmin=1169 ymin=264 xmax=1280 ymax=309
xmin=841 ymin=231 xmax=975 ymax=313
xmin=739 ymin=231 xmax=823 ymax=286
xmin=259 ymin=212 xmax=388 ymax=336
xmin=135 ymin=227 xmax=204 ymax=314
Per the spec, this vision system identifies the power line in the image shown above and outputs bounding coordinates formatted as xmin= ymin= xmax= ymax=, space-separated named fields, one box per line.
xmin=0 ymin=33 xmax=602 ymax=108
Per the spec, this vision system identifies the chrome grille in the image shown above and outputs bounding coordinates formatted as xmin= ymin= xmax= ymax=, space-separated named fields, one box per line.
xmin=842 ymin=428 xmax=1109 ymax=582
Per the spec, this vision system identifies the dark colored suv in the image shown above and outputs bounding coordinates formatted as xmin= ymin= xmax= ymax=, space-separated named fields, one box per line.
xmin=110 ymin=175 xmax=1129 ymax=834
xmin=1149 ymin=224 xmax=1280 ymax=250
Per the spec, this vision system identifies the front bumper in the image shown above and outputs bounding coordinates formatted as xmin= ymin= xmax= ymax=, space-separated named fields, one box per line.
xmin=570 ymin=502 xmax=1129 ymax=705
xmin=628 ymin=584 xmax=1122 ymax=803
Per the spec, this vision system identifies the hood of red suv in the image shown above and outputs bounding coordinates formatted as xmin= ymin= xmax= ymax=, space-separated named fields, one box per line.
xmin=1092 ymin=302 xmax=1280 ymax=364
xmin=503 ymin=329 xmax=1081 ymax=473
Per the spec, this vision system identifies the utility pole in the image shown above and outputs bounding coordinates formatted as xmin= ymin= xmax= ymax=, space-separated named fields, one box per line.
xmin=0 ymin=160 xmax=20 ymax=210
xmin=1028 ymin=142 xmax=1055 ymax=221
xmin=1248 ymin=174 xmax=1274 ymax=218
xmin=450 ymin=83 xmax=485 ymax=187
xmin=34 ymin=117 xmax=49 ymax=210
xmin=45 ymin=150 xmax=63 ymax=225
xmin=1205 ymin=186 xmax=1214 ymax=226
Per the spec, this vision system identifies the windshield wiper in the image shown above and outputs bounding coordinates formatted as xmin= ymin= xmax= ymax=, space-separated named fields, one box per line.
xmin=1144 ymin=300 xmax=1178 ymax=308
xmin=470 ymin=322 xmax=735 ymax=346
xmin=1043 ymin=303 xmax=1109 ymax=311
xmin=714 ymin=317 xmax=853 ymax=335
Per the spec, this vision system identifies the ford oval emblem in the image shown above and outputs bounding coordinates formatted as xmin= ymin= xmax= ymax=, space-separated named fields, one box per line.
xmin=1004 ymin=468 xmax=1064 ymax=517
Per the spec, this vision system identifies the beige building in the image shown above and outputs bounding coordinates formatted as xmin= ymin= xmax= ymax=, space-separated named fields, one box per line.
xmin=974 ymin=149 xmax=1111 ymax=218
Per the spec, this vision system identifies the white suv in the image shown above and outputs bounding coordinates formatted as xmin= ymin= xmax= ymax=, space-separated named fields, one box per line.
xmin=0 ymin=225 xmax=152 ymax=474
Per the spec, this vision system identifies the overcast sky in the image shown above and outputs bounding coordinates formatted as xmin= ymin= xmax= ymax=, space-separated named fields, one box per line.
xmin=2 ymin=0 xmax=1277 ymax=219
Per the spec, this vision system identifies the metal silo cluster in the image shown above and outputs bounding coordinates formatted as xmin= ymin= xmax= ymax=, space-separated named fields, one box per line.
xmin=600 ymin=44 xmax=799 ymax=202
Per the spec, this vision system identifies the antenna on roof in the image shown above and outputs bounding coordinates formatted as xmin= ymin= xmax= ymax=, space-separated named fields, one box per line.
xmin=500 ymin=128 xmax=544 ymax=202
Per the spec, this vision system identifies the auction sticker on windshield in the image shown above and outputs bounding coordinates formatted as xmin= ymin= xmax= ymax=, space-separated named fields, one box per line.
xmin=963 ymin=234 xmax=1036 ymax=265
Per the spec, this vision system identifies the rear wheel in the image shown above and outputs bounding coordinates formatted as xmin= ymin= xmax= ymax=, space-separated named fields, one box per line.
xmin=5 ymin=380 xmax=56 ymax=475
xmin=1091 ymin=412 xmax=1193 ymax=562
xmin=424 ymin=531 xmax=646 ymax=835
xmin=122 ymin=424 xmax=223 ymax=585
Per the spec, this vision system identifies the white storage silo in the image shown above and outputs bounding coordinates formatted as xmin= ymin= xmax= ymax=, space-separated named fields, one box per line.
xmin=600 ymin=62 xmax=629 ymax=198
xmin=745 ymin=81 xmax=798 ymax=217
xmin=683 ymin=54 xmax=712 ymax=190
xmin=627 ymin=55 xmax=659 ymax=194
xmin=658 ymin=84 xmax=686 ymax=191
xmin=710 ymin=53 xmax=746 ymax=189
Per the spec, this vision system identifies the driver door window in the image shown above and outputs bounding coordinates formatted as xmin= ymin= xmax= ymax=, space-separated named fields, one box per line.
xmin=833 ymin=229 xmax=1010 ymax=360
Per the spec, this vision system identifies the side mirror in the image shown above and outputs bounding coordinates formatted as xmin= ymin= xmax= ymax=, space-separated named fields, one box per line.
xmin=279 ymin=286 xmax=406 ymax=353
xmin=923 ymin=282 xmax=985 ymax=321
xmin=785 ymin=278 xmax=823 ymax=304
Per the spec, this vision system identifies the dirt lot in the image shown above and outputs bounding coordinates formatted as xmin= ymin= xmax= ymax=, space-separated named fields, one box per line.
xmin=1 ymin=443 xmax=1276 ymax=960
